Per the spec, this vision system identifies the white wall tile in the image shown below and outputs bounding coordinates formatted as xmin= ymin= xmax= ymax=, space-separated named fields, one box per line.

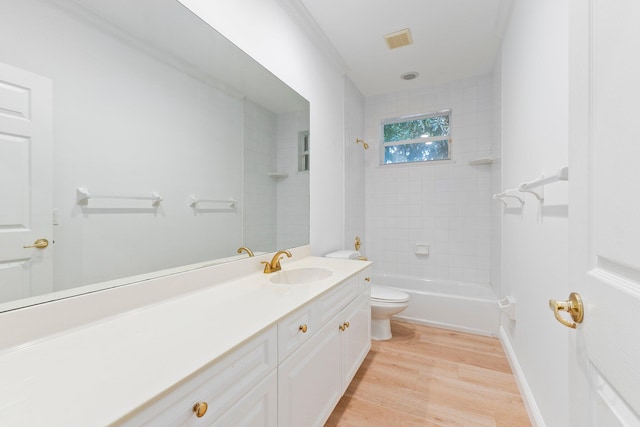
xmin=365 ymin=75 xmax=494 ymax=285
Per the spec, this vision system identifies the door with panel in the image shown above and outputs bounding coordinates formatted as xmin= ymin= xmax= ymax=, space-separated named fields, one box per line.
xmin=563 ymin=1 xmax=640 ymax=425
xmin=0 ymin=62 xmax=53 ymax=304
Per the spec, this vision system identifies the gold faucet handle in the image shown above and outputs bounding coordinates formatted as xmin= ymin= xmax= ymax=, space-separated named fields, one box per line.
xmin=261 ymin=261 xmax=273 ymax=274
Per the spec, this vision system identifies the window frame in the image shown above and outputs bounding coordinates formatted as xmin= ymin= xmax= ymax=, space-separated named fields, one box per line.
xmin=380 ymin=109 xmax=452 ymax=166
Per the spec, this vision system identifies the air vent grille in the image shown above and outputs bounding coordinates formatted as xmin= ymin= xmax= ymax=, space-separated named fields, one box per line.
xmin=384 ymin=28 xmax=413 ymax=50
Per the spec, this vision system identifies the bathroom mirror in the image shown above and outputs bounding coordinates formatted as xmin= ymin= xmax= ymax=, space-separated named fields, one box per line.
xmin=0 ymin=0 xmax=310 ymax=311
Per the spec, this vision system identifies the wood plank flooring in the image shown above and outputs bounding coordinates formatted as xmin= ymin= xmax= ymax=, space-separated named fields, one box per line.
xmin=325 ymin=321 xmax=531 ymax=427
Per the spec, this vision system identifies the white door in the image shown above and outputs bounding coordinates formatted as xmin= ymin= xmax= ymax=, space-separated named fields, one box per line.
xmin=0 ymin=62 xmax=53 ymax=304
xmin=565 ymin=1 xmax=640 ymax=425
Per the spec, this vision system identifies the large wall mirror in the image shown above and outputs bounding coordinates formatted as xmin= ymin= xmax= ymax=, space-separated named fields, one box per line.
xmin=0 ymin=0 xmax=310 ymax=312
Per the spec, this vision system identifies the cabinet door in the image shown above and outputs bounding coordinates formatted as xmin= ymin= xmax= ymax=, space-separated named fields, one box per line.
xmin=210 ymin=370 xmax=277 ymax=427
xmin=278 ymin=314 xmax=342 ymax=427
xmin=341 ymin=293 xmax=371 ymax=392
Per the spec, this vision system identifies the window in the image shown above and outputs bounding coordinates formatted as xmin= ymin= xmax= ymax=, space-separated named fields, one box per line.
xmin=298 ymin=130 xmax=310 ymax=171
xmin=381 ymin=110 xmax=451 ymax=165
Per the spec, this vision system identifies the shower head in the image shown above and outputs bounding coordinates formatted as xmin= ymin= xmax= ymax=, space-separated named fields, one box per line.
xmin=356 ymin=138 xmax=369 ymax=150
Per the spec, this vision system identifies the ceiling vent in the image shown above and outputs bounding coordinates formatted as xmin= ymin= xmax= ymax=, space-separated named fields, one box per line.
xmin=384 ymin=28 xmax=413 ymax=50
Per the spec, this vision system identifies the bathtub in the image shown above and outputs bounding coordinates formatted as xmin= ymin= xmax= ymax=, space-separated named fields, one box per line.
xmin=373 ymin=274 xmax=500 ymax=336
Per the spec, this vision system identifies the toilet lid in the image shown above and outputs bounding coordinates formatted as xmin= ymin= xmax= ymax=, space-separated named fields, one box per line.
xmin=371 ymin=285 xmax=409 ymax=303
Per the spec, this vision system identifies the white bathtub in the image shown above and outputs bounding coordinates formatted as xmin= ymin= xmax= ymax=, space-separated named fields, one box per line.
xmin=373 ymin=274 xmax=500 ymax=336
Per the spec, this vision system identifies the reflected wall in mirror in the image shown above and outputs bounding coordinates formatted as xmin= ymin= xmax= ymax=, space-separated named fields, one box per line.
xmin=0 ymin=0 xmax=310 ymax=311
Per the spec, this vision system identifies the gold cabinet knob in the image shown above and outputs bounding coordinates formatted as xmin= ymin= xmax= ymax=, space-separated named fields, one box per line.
xmin=299 ymin=324 xmax=308 ymax=333
xmin=344 ymin=321 xmax=350 ymax=328
xmin=23 ymin=238 xmax=49 ymax=249
xmin=549 ymin=292 xmax=584 ymax=329
xmin=364 ymin=277 xmax=371 ymax=282
xmin=193 ymin=401 xmax=208 ymax=418
xmin=339 ymin=324 xmax=345 ymax=332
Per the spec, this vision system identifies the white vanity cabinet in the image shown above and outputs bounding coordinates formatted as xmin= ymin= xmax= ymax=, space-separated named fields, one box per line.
xmin=278 ymin=270 xmax=371 ymax=427
xmin=117 ymin=327 xmax=278 ymax=427
xmin=110 ymin=261 xmax=371 ymax=427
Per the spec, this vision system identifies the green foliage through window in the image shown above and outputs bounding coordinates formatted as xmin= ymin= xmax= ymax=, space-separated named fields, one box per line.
xmin=382 ymin=111 xmax=451 ymax=164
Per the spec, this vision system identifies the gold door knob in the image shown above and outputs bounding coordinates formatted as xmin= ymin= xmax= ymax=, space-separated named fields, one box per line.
xmin=23 ymin=238 xmax=49 ymax=249
xmin=299 ymin=324 xmax=308 ymax=333
xmin=193 ymin=401 xmax=208 ymax=418
xmin=549 ymin=292 xmax=584 ymax=329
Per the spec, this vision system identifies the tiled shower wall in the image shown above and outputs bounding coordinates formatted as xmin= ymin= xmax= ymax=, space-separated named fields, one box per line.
xmin=364 ymin=74 xmax=494 ymax=285
xmin=243 ymin=100 xmax=309 ymax=251
xmin=276 ymin=110 xmax=310 ymax=249
xmin=243 ymin=99 xmax=277 ymax=252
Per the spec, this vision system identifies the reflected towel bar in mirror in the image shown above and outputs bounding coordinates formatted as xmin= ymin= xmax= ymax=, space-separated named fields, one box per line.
xmin=76 ymin=187 xmax=163 ymax=206
xmin=189 ymin=195 xmax=236 ymax=208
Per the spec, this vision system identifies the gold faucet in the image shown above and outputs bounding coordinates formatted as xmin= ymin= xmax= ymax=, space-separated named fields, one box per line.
xmin=237 ymin=246 xmax=255 ymax=257
xmin=261 ymin=250 xmax=292 ymax=274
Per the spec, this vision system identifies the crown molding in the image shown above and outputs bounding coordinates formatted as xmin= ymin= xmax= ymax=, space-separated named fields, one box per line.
xmin=277 ymin=0 xmax=347 ymax=75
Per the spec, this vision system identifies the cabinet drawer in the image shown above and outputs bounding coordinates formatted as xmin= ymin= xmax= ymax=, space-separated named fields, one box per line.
xmin=316 ymin=276 xmax=358 ymax=324
xmin=117 ymin=326 xmax=277 ymax=427
xmin=358 ymin=267 xmax=372 ymax=293
xmin=278 ymin=302 xmax=316 ymax=363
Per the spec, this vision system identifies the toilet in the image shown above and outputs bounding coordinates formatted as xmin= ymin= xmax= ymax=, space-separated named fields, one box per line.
xmin=325 ymin=250 xmax=410 ymax=341
xmin=370 ymin=285 xmax=409 ymax=340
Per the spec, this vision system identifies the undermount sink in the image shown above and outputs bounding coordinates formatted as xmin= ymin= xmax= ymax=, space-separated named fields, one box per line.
xmin=269 ymin=267 xmax=333 ymax=285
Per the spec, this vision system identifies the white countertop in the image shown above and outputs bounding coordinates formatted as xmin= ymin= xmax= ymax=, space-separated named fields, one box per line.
xmin=0 ymin=255 xmax=370 ymax=426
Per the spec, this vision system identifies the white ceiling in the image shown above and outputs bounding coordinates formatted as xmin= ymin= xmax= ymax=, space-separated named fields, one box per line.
xmin=295 ymin=0 xmax=513 ymax=97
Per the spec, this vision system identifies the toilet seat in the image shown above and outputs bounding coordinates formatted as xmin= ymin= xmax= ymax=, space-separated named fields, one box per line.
xmin=371 ymin=285 xmax=409 ymax=303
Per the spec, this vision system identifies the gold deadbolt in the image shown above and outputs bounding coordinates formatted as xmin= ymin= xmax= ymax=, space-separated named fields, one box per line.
xmin=23 ymin=238 xmax=49 ymax=249
xmin=299 ymin=324 xmax=308 ymax=333
xmin=193 ymin=401 xmax=208 ymax=417
xmin=549 ymin=292 xmax=584 ymax=329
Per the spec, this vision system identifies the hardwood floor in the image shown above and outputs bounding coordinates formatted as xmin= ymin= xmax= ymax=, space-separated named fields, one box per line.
xmin=326 ymin=321 xmax=531 ymax=427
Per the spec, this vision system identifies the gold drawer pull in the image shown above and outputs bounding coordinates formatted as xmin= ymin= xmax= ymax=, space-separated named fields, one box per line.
xmin=299 ymin=324 xmax=308 ymax=333
xmin=193 ymin=401 xmax=208 ymax=418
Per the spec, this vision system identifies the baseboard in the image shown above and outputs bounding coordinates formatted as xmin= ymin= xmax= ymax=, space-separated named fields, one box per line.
xmin=394 ymin=315 xmax=497 ymax=337
xmin=498 ymin=326 xmax=545 ymax=427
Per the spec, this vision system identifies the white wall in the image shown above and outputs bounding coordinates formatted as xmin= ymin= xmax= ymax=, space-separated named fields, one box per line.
xmin=179 ymin=0 xmax=347 ymax=256
xmin=499 ymin=0 xmax=570 ymax=424
xmin=344 ymin=77 xmax=366 ymax=253
xmin=363 ymin=76 xmax=494 ymax=284
xmin=0 ymin=0 xmax=246 ymax=290
xmin=276 ymin=110 xmax=310 ymax=249
xmin=491 ymin=52 xmax=503 ymax=297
